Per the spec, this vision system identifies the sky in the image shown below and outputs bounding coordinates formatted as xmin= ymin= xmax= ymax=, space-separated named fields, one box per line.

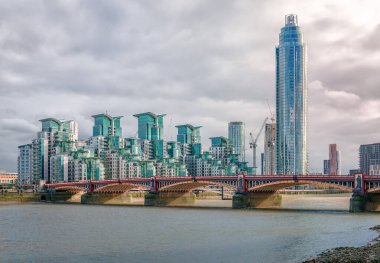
xmin=1 ymin=0 xmax=380 ymax=174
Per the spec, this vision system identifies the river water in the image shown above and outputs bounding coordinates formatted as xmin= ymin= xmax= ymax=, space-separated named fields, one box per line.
xmin=0 ymin=201 xmax=379 ymax=263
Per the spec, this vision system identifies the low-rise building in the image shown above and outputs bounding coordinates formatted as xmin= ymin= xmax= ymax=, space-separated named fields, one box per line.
xmin=370 ymin=164 xmax=380 ymax=175
xmin=0 ymin=171 xmax=18 ymax=185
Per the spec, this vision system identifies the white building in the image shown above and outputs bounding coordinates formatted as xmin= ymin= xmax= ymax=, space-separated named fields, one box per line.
xmin=370 ymin=164 xmax=380 ymax=175
xmin=0 ymin=171 xmax=18 ymax=185
xmin=50 ymin=154 xmax=69 ymax=183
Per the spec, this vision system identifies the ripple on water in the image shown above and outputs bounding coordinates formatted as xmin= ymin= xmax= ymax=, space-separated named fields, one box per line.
xmin=0 ymin=204 xmax=378 ymax=263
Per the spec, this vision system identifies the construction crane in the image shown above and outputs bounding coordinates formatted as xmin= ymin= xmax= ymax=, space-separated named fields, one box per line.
xmin=267 ymin=99 xmax=275 ymax=126
xmin=250 ymin=117 xmax=268 ymax=175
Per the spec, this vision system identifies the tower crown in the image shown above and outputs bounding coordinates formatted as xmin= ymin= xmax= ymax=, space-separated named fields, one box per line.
xmin=285 ymin=14 xmax=298 ymax=26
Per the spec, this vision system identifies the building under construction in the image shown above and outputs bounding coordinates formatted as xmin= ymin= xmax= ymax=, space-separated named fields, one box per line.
xmin=263 ymin=123 xmax=276 ymax=175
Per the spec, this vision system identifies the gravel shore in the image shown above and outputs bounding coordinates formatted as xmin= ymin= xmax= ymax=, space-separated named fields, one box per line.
xmin=304 ymin=225 xmax=380 ymax=263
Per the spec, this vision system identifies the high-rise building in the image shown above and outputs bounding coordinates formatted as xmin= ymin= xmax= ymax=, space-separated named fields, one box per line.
xmin=92 ymin=114 xmax=122 ymax=137
xmin=92 ymin=113 xmax=123 ymax=150
xmin=329 ymin=144 xmax=337 ymax=174
xmin=18 ymin=112 xmax=253 ymax=183
xmin=31 ymin=118 xmax=79 ymax=182
xmin=369 ymin=164 xmax=380 ymax=175
xmin=50 ymin=154 xmax=69 ymax=183
xmin=228 ymin=122 xmax=245 ymax=162
xmin=210 ymin=136 xmax=229 ymax=161
xmin=276 ymin=14 xmax=308 ymax=175
xmin=323 ymin=160 xmax=330 ymax=175
xmin=263 ymin=123 xmax=275 ymax=174
xmin=337 ymin=150 xmax=341 ymax=175
xmin=359 ymin=143 xmax=380 ymax=175
xmin=176 ymin=124 xmax=202 ymax=157
xmin=134 ymin=112 xmax=167 ymax=160
xmin=18 ymin=144 xmax=32 ymax=184
xmin=328 ymin=144 xmax=341 ymax=175
xmin=133 ymin=112 xmax=165 ymax=141
xmin=176 ymin=124 xmax=201 ymax=144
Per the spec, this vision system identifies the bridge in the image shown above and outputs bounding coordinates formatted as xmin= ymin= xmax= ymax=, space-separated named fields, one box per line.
xmin=43 ymin=174 xmax=380 ymax=212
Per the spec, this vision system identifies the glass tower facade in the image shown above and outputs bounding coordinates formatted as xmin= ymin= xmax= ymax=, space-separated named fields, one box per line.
xmin=228 ymin=122 xmax=245 ymax=163
xmin=92 ymin=114 xmax=122 ymax=137
xmin=133 ymin=112 xmax=165 ymax=141
xmin=359 ymin=143 xmax=380 ymax=175
xmin=276 ymin=14 xmax=308 ymax=175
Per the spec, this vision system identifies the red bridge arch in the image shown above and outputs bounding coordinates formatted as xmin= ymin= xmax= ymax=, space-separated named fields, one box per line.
xmin=158 ymin=180 xmax=236 ymax=192
xmin=93 ymin=183 xmax=149 ymax=193
xmin=247 ymin=180 xmax=353 ymax=192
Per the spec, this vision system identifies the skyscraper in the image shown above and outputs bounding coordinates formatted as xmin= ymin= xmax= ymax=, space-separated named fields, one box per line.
xmin=228 ymin=122 xmax=245 ymax=162
xmin=263 ymin=123 xmax=275 ymax=175
xmin=91 ymin=113 xmax=123 ymax=150
xmin=176 ymin=124 xmax=202 ymax=157
xmin=176 ymin=124 xmax=202 ymax=145
xmin=359 ymin=143 xmax=380 ymax=175
xmin=328 ymin=144 xmax=341 ymax=175
xmin=92 ymin=114 xmax=122 ymax=137
xmin=134 ymin=112 xmax=166 ymax=160
xmin=323 ymin=159 xmax=330 ymax=175
xmin=337 ymin=151 xmax=341 ymax=175
xmin=18 ymin=144 xmax=32 ymax=184
xmin=133 ymin=112 xmax=165 ymax=141
xmin=329 ymin=144 xmax=337 ymax=175
xmin=276 ymin=14 xmax=308 ymax=175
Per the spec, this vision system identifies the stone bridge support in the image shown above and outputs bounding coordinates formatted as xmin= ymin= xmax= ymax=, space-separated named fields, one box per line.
xmin=144 ymin=192 xmax=196 ymax=206
xmin=349 ymin=194 xmax=367 ymax=212
xmin=40 ymin=191 xmax=84 ymax=203
xmin=232 ymin=192 xmax=282 ymax=209
xmin=81 ymin=192 xmax=146 ymax=205
xmin=350 ymin=193 xmax=380 ymax=212
xmin=365 ymin=193 xmax=380 ymax=211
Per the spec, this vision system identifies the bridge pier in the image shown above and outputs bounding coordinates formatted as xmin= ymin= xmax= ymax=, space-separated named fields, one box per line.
xmin=365 ymin=193 xmax=380 ymax=211
xmin=40 ymin=191 xmax=84 ymax=203
xmin=232 ymin=193 xmax=248 ymax=208
xmin=350 ymin=193 xmax=380 ymax=212
xmin=233 ymin=192 xmax=282 ymax=209
xmin=349 ymin=194 xmax=367 ymax=212
xmin=144 ymin=192 xmax=196 ymax=206
xmin=81 ymin=192 xmax=146 ymax=205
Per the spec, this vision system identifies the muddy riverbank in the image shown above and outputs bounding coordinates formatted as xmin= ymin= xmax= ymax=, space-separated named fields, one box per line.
xmin=0 ymin=193 xmax=40 ymax=204
xmin=305 ymin=225 xmax=380 ymax=262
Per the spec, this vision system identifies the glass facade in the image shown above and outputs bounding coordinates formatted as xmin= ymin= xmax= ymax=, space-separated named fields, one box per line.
xmin=228 ymin=122 xmax=245 ymax=162
xmin=19 ymin=112 xmax=254 ymax=183
xmin=359 ymin=143 xmax=380 ymax=175
xmin=134 ymin=112 xmax=165 ymax=140
xmin=176 ymin=124 xmax=202 ymax=144
xmin=92 ymin=114 xmax=122 ymax=137
xmin=18 ymin=144 xmax=32 ymax=184
xmin=276 ymin=14 xmax=308 ymax=175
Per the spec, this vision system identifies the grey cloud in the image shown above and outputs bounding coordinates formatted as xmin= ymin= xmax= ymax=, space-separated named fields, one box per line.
xmin=313 ymin=64 xmax=380 ymax=99
xmin=0 ymin=0 xmax=379 ymax=173
xmin=0 ymin=0 xmax=274 ymax=101
xmin=362 ymin=24 xmax=380 ymax=51
xmin=0 ymin=118 xmax=38 ymax=135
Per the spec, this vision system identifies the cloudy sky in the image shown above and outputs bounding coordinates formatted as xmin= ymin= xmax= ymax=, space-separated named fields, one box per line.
xmin=1 ymin=0 xmax=379 ymax=174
